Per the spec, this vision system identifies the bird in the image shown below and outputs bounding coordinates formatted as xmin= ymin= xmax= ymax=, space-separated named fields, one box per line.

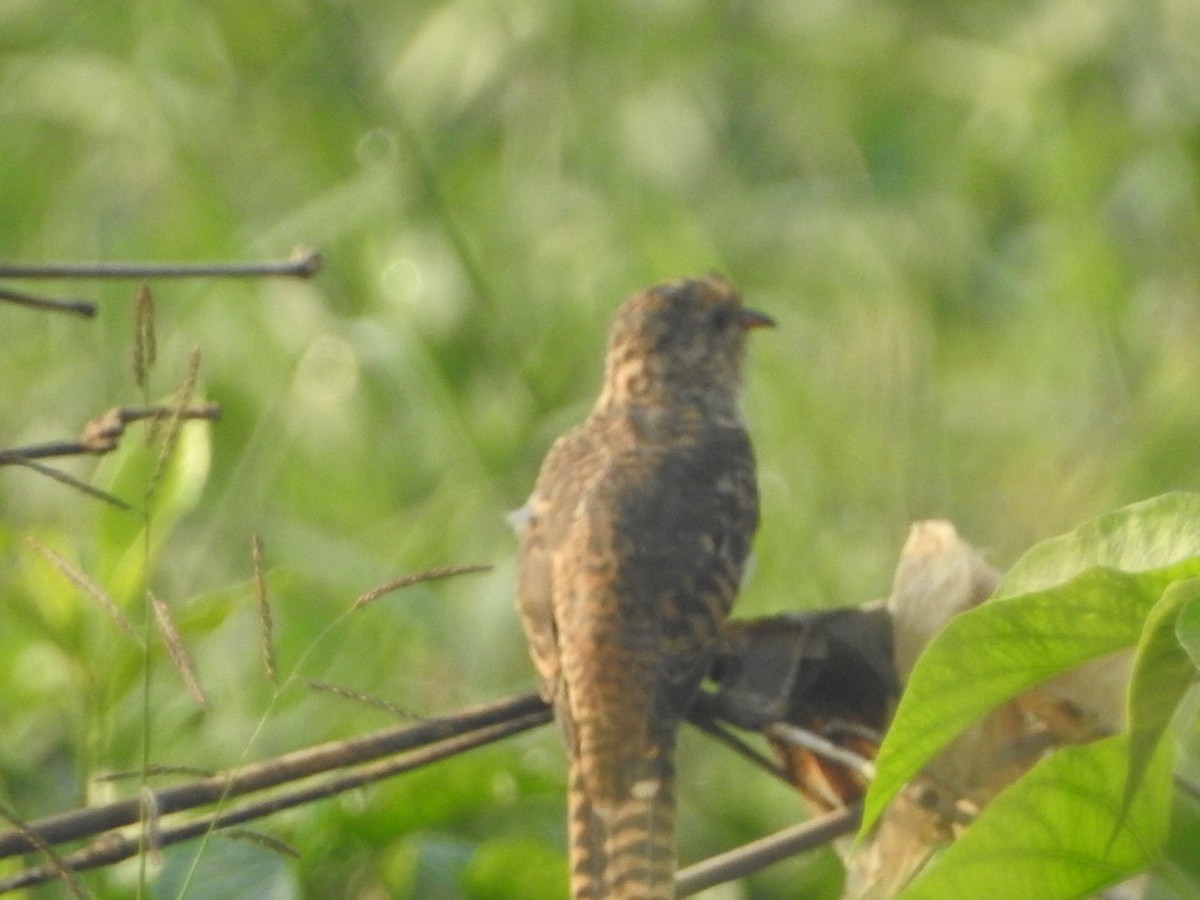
xmin=512 ymin=274 xmax=772 ymax=899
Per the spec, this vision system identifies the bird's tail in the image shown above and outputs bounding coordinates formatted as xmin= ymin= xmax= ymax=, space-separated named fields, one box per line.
xmin=567 ymin=754 xmax=676 ymax=900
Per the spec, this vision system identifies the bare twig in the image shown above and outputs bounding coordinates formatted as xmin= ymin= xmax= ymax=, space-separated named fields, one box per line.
xmin=686 ymin=696 xmax=790 ymax=785
xmin=0 ymin=704 xmax=549 ymax=892
xmin=223 ymin=829 xmax=299 ymax=858
xmin=676 ymin=804 xmax=861 ymax=897
xmin=0 ymin=678 xmax=867 ymax=895
xmin=766 ymin=722 xmax=877 ymax=782
xmin=0 ymin=805 xmax=92 ymax=899
xmin=0 ymin=692 xmax=550 ymax=860
xmin=0 ymin=456 xmax=132 ymax=509
xmin=0 ymin=708 xmax=545 ymax=892
xmin=0 ymin=249 xmax=322 ymax=281
xmin=0 ymin=404 xmax=221 ymax=465
xmin=0 ymin=403 xmax=218 ymax=511
xmin=98 ymin=766 xmax=215 ymax=782
xmin=0 ymin=286 xmax=96 ymax=318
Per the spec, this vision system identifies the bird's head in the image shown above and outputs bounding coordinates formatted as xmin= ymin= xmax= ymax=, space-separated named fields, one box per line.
xmin=596 ymin=274 xmax=773 ymax=418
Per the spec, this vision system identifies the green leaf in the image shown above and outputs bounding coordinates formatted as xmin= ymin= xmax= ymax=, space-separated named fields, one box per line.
xmin=1177 ymin=590 xmax=1200 ymax=671
xmin=863 ymin=568 xmax=1149 ymax=834
xmin=995 ymin=492 xmax=1200 ymax=600
xmin=93 ymin=413 xmax=212 ymax=603
xmin=1124 ymin=579 xmax=1200 ymax=815
xmin=897 ymin=733 xmax=1172 ymax=900
xmin=1162 ymin=786 xmax=1200 ymax=896
xmin=863 ymin=494 xmax=1200 ymax=836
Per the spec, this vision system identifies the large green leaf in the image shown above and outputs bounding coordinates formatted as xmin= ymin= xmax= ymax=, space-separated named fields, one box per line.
xmin=995 ymin=493 xmax=1200 ymax=600
xmin=1124 ymin=579 xmax=1200 ymax=813
xmin=862 ymin=494 xmax=1200 ymax=835
xmin=897 ymin=733 xmax=1172 ymax=900
xmin=1177 ymin=590 xmax=1200 ymax=671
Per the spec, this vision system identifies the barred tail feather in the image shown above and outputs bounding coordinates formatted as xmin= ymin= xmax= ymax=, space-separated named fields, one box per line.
xmin=568 ymin=760 xmax=608 ymax=899
xmin=605 ymin=758 xmax=675 ymax=900
xmin=567 ymin=755 xmax=677 ymax=900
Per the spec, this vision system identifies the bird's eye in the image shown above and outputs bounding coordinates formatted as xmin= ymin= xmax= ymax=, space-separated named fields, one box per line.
xmin=710 ymin=306 xmax=735 ymax=331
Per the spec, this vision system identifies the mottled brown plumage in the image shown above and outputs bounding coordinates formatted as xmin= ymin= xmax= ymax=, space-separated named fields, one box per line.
xmin=514 ymin=275 xmax=771 ymax=899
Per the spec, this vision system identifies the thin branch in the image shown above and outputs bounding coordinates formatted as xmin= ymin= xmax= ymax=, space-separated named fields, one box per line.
xmin=0 ymin=805 xmax=92 ymax=899
xmin=0 ymin=404 xmax=220 ymax=463
xmin=0 ymin=682 xmax=866 ymax=895
xmin=676 ymin=804 xmax=861 ymax=897
xmin=686 ymin=697 xmax=790 ymax=785
xmin=0 ymin=286 xmax=96 ymax=318
xmin=98 ymin=766 xmax=215 ymax=782
xmin=0 ymin=456 xmax=132 ymax=510
xmin=766 ymin=722 xmax=877 ymax=782
xmin=0 ymin=692 xmax=550 ymax=859
xmin=223 ymin=829 xmax=299 ymax=858
xmin=0 ymin=708 xmax=549 ymax=892
xmin=0 ymin=249 xmax=322 ymax=280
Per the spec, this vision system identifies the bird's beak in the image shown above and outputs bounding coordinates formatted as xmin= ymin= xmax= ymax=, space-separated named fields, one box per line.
xmin=737 ymin=309 xmax=776 ymax=331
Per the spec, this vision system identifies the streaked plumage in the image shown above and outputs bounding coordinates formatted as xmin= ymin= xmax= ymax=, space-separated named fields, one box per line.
xmin=514 ymin=275 xmax=771 ymax=899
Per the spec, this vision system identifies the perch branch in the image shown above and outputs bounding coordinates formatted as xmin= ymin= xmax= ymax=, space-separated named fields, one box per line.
xmin=0 ymin=249 xmax=322 ymax=281
xmin=0 ymin=707 xmax=548 ymax=892
xmin=676 ymin=803 xmax=861 ymax=896
xmin=0 ymin=286 xmax=95 ymax=318
xmin=0 ymin=692 xmax=550 ymax=860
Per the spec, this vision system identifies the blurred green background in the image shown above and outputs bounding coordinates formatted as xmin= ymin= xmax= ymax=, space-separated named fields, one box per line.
xmin=1 ymin=0 xmax=1199 ymax=897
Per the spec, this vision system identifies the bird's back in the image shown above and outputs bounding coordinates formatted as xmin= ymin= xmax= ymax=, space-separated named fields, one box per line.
xmin=517 ymin=409 xmax=758 ymax=898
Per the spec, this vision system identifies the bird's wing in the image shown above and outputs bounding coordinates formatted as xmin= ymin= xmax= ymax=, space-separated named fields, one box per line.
xmin=515 ymin=424 xmax=604 ymax=712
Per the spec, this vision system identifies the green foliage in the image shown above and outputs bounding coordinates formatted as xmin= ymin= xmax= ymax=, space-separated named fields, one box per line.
xmin=2 ymin=0 xmax=1200 ymax=897
xmin=898 ymin=734 xmax=1172 ymax=900
xmin=93 ymin=412 xmax=213 ymax=603
xmin=867 ymin=495 xmax=1200 ymax=898
xmin=156 ymin=838 xmax=299 ymax=900
xmin=1177 ymin=590 xmax=1200 ymax=671
xmin=995 ymin=494 xmax=1200 ymax=599
xmin=1125 ymin=580 xmax=1200 ymax=810
xmin=460 ymin=837 xmax=569 ymax=900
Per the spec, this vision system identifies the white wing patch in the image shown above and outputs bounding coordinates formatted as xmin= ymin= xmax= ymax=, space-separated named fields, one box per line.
xmin=506 ymin=500 xmax=534 ymax=535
